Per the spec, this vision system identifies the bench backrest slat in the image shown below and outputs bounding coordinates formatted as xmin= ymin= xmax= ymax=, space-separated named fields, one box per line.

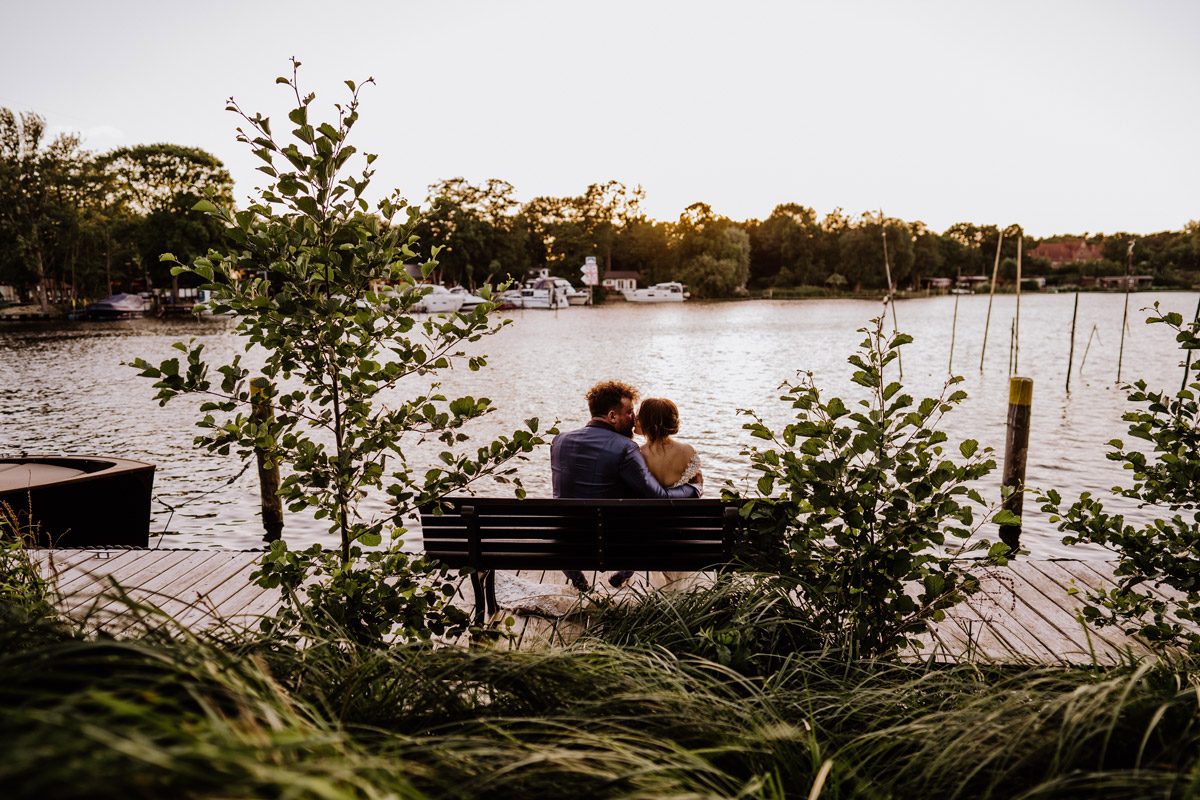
xmin=420 ymin=497 xmax=736 ymax=572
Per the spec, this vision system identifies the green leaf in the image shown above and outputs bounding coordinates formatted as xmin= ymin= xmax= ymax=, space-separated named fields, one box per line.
xmin=993 ymin=509 xmax=1021 ymax=526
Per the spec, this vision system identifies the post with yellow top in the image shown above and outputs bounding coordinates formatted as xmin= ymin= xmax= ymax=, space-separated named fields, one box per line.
xmin=999 ymin=377 xmax=1033 ymax=552
xmin=250 ymin=377 xmax=284 ymax=543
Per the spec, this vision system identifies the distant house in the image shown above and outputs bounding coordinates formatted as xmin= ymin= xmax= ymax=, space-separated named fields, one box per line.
xmin=38 ymin=279 xmax=73 ymax=303
xmin=923 ymin=277 xmax=953 ymax=290
xmin=601 ymin=270 xmax=640 ymax=292
xmin=1095 ymin=275 xmax=1153 ymax=290
xmin=1028 ymin=240 xmax=1103 ymax=267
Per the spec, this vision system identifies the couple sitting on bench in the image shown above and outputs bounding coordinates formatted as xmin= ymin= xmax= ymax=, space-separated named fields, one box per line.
xmin=550 ymin=380 xmax=704 ymax=592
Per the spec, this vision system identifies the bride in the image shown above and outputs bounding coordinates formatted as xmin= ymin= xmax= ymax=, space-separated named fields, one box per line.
xmin=635 ymin=398 xmax=702 ymax=588
xmin=635 ymin=398 xmax=702 ymax=489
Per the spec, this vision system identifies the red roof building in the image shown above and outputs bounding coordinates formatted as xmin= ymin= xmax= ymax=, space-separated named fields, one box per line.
xmin=1028 ymin=240 xmax=1103 ymax=267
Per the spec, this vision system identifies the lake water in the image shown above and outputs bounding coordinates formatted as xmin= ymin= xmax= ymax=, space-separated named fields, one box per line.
xmin=4 ymin=291 xmax=1196 ymax=559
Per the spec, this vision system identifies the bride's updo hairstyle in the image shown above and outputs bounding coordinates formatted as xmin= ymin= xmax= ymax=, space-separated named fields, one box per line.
xmin=638 ymin=398 xmax=679 ymax=443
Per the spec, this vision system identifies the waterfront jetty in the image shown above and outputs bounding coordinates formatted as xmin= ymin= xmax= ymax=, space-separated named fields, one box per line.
xmin=32 ymin=547 xmax=1184 ymax=664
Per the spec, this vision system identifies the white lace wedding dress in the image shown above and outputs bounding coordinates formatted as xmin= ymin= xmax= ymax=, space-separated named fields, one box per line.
xmin=660 ymin=453 xmax=703 ymax=588
xmin=668 ymin=453 xmax=702 ymax=488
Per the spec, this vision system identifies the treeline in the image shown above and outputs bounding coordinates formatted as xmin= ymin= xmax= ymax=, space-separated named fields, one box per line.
xmin=415 ymin=178 xmax=1200 ymax=296
xmin=5 ymin=108 xmax=1200 ymax=307
xmin=0 ymin=110 xmax=233 ymax=310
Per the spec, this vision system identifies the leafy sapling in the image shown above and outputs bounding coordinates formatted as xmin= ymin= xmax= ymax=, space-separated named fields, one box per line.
xmin=727 ymin=317 xmax=1007 ymax=658
xmin=131 ymin=61 xmax=551 ymax=645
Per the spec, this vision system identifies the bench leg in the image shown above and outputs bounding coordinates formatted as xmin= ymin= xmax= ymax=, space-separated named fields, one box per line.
xmin=484 ymin=570 xmax=497 ymax=618
xmin=469 ymin=572 xmax=487 ymax=624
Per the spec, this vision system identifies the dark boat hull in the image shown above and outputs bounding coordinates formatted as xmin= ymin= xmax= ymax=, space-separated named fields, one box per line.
xmin=0 ymin=457 xmax=155 ymax=547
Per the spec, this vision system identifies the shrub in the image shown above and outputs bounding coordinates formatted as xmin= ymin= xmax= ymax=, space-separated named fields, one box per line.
xmin=727 ymin=317 xmax=1007 ymax=658
xmin=1042 ymin=305 xmax=1200 ymax=652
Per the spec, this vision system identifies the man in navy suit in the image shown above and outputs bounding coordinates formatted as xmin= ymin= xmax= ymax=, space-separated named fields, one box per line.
xmin=551 ymin=380 xmax=702 ymax=590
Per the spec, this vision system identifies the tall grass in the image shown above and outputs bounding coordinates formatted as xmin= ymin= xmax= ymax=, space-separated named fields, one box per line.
xmin=4 ymin=558 xmax=1200 ymax=799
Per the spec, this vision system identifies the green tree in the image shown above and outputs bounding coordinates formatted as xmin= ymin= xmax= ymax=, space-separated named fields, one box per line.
xmin=417 ymin=177 xmax=525 ymax=288
xmin=677 ymin=223 xmax=751 ymax=298
xmin=750 ymin=203 xmax=823 ymax=288
xmin=611 ymin=216 xmax=675 ymax=285
xmin=132 ymin=64 xmax=549 ymax=646
xmin=99 ymin=144 xmax=233 ymax=293
xmin=0 ymin=110 xmax=88 ymax=311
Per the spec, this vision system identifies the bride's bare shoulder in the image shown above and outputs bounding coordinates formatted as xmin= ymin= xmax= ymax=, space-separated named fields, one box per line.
xmin=675 ymin=440 xmax=696 ymax=459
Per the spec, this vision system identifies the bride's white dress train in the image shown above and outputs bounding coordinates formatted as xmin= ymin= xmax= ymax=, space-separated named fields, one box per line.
xmin=658 ymin=453 xmax=704 ymax=588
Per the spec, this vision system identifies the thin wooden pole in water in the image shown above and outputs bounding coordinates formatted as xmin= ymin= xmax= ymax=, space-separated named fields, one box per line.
xmin=949 ymin=291 xmax=961 ymax=374
xmin=980 ymin=230 xmax=1005 ymax=372
xmin=1066 ymin=292 xmax=1079 ymax=394
xmin=881 ymin=219 xmax=903 ymax=379
xmin=1182 ymin=294 xmax=1200 ymax=393
xmin=1117 ymin=240 xmax=1135 ymax=383
xmin=1014 ymin=234 xmax=1023 ymax=374
xmin=1080 ymin=324 xmax=1100 ymax=374
xmin=1008 ymin=318 xmax=1015 ymax=377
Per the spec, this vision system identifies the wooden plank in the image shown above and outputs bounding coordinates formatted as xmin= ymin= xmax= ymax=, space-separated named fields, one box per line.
xmin=122 ymin=551 xmax=259 ymax=631
xmin=965 ymin=568 xmax=1072 ymax=663
xmin=1074 ymin=560 xmax=1188 ymax=603
xmin=81 ymin=551 xmax=216 ymax=622
xmin=52 ymin=549 xmax=157 ymax=594
xmin=29 ymin=548 xmax=96 ymax=576
xmin=172 ymin=553 xmax=263 ymax=629
xmin=35 ymin=548 xmax=1199 ymax=665
xmin=1024 ymin=560 xmax=1154 ymax=658
xmin=203 ymin=584 xmax=274 ymax=629
xmin=1063 ymin=560 xmax=1195 ymax=642
xmin=976 ymin=562 xmax=1116 ymax=663
xmin=60 ymin=550 xmax=194 ymax=616
xmin=220 ymin=584 xmax=282 ymax=628
xmin=955 ymin=587 xmax=1061 ymax=663
xmin=1011 ymin=561 xmax=1149 ymax=662
xmin=937 ymin=590 xmax=1033 ymax=662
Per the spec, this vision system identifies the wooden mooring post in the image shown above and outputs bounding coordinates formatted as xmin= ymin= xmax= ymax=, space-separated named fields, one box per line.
xmin=1066 ymin=293 xmax=1079 ymax=394
xmin=250 ymin=377 xmax=284 ymax=543
xmin=999 ymin=377 xmax=1033 ymax=552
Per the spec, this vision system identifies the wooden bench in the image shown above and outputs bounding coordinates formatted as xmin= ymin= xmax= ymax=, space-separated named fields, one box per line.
xmin=419 ymin=497 xmax=740 ymax=621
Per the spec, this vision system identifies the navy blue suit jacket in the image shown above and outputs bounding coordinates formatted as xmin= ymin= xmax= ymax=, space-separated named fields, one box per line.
xmin=550 ymin=420 xmax=701 ymax=499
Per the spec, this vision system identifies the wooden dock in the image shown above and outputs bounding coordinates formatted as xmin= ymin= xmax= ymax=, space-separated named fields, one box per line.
xmin=31 ymin=548 xmax=1178 ymax=664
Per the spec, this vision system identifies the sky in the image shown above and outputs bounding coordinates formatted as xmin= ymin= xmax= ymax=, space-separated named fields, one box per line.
xmin=2 ymin=0 xmax=1197 ymax=238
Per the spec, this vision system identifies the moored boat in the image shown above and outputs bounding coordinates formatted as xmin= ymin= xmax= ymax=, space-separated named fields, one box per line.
xmin=449 ymin=286 xmax=489 ymax=310
xmin=622 ymin=282 xmax=688 ymax=303
xmin=412 ymin=284 xmax=467 ymax=314
xmin=87 ymin=293 xmax=145 ymax=320
xmin=518 ymin=277 xmax=573 ymax=310
xmin=0 ymin=456 xmax=155 ymax=547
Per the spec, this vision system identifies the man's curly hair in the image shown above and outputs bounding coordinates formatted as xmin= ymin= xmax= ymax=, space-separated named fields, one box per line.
xmin=586 ymin=380 xmax=639 ymax=418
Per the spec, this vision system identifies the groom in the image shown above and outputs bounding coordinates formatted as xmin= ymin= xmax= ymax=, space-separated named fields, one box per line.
xmin=550 ymin=380 xmax=702 ymax=591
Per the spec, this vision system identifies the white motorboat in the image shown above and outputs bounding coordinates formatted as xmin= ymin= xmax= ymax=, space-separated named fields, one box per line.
xmin=412 ymin=284 xmax=466 ymax=314
xmin=622 ymin=282 xmax=688 ymax=303
xmin=494 ymin=270 xmax=583 ymax=309
xmin=495 ymin=288 xmax=525 ymax=309
xmin=449 ymin=286 xmax=489 ymax=310
xmin=554 ymin=279 xmax=590 ymax=305
xmin=517 ymin=277 xmax=573 ymax=310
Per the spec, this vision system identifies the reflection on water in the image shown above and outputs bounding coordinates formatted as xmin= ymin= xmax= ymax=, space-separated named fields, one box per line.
xmin=3 ymin=291 xmax=1195 ymax=558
